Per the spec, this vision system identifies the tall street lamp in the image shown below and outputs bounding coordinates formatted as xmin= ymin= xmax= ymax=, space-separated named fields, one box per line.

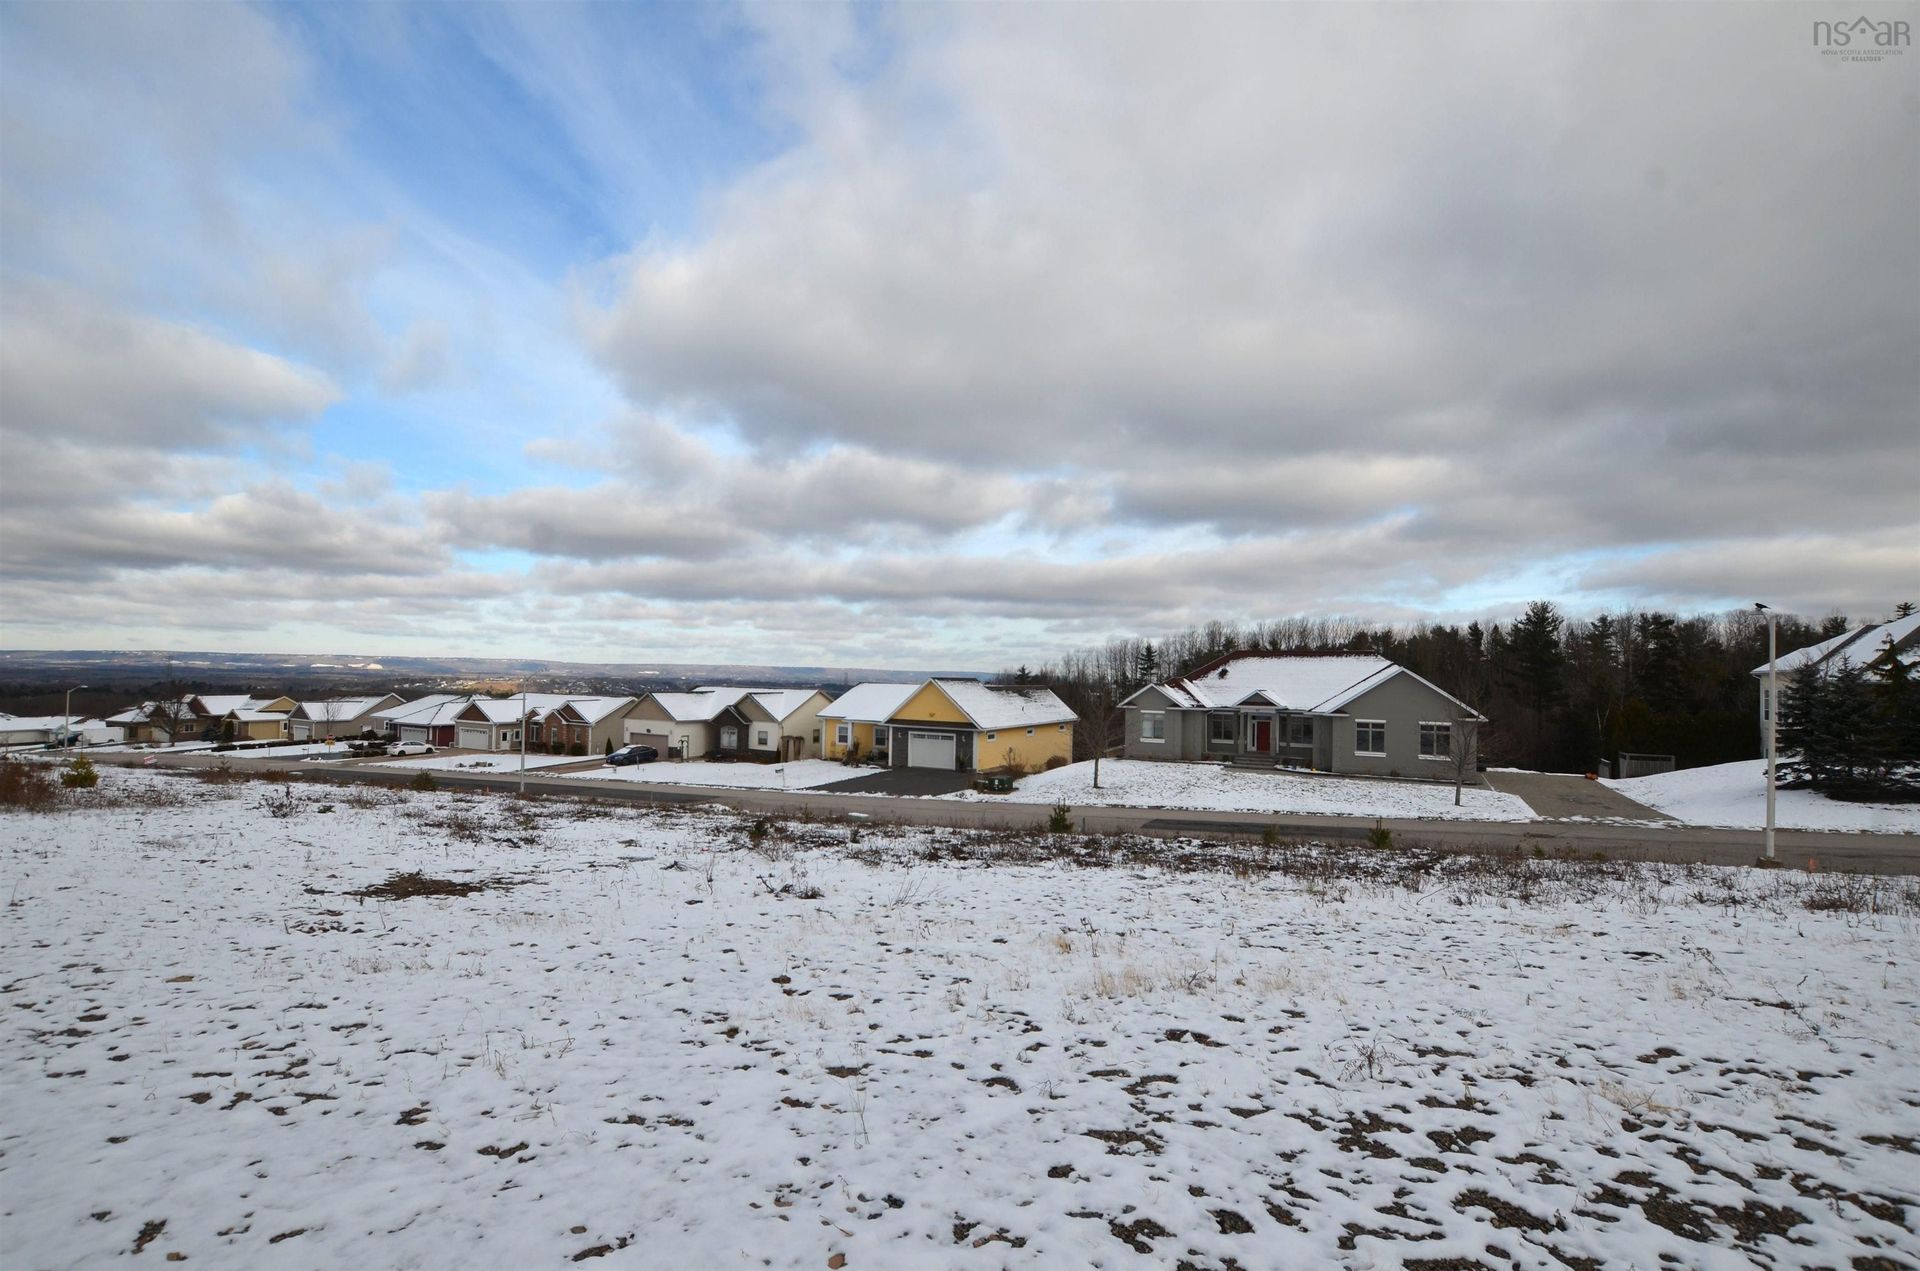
xmin=63 ymin=684 xmax=88 ymax=750
xmin=518 ymin=682 xmax=529 ymax=797
xmin=1754 ymin=603 xmax=1778 ymax=863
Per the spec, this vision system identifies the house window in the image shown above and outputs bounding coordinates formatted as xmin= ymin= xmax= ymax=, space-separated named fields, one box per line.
xmin=1289 ymin=717 xmax=1313 ymax=745
xmin=835 ymin=723 xmax=850 ymax=746
xmin=986 ymin=732 xmax=997 ymax=741
xmin=1026 ymin=728 xmax=1035 ymax=736
xmin=1355 ymin=720 xmax=1386 ymax=756
xmin=1760 ymin=685 xmax=1772 ymax=722
xmin=872 ymin=727 xmax=889 ymax=750
xmin=1140 ymin=711 xmax=1165 ymax=741
xmin=812 ymin=728 xmax=821 ymax=744
xmin=756 ymin=729 xmax=769 ymax=747
xmin=1208 ymin=714 xmax=1236 ymax=745
xmin=1419 ymin=722 xmax=1451 ymax=760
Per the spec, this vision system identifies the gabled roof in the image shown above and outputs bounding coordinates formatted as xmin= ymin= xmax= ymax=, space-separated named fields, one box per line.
xmin=288 ymin=695 xmax=397 ymax=722
xmin=1756 ymin=613 xmax=1920 ymax=678
xmin=927 ymin=679 xmax=1077 ymax=730
xmin=646 ymin=687 xmax=766 ymax=723
xmin=817 ymin=682 xmax=920 ymax=723
xmin=743 ymin=689 xmax=828 ymax=722
xmin=373 ymin=694 xmax=473 ymax=726
xmin=545 ymin=696 xmax=636 ymax=725
xmin=191 ymin=695 xmax=257 ymax=717
xmin=1122 ymin=653 xmax=1482 ymax=719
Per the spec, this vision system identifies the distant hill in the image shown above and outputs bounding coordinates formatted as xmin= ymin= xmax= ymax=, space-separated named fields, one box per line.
xmin=0 ymin=648 xmax=994 ymax=715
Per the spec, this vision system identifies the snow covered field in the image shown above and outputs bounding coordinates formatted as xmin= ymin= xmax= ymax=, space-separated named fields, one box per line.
xmin=956 ymin=758 xmax=1535 ymax=821
xmin=3 ymin=769 xmax=1916 ymax=1269
xmin=567 ymin=757 xmax=854 ymax=789
xmin=1606 ymin=760 xmax=1920 ymax=834
xmin=368 ymin=751 xmax=589 ymax=774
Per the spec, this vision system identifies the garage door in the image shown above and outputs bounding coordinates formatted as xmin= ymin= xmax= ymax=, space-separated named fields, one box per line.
xmin=907 ymin=731 xmax=958 ymax=769
xmin=456 ymin=725 xmax=491 ymax=750
xmin=626 ymin=730 xmax=669 ymax=752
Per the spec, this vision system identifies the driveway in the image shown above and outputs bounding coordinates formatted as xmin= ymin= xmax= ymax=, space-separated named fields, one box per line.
xmin=817 ymin=767 xmax=978 ymax=796
xmin=1485 ymin=770 xmax=1672 ymax=821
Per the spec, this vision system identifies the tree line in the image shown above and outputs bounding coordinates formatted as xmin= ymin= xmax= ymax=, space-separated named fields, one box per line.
xmin=1006 ymin=601 xmax=1916 ymax=779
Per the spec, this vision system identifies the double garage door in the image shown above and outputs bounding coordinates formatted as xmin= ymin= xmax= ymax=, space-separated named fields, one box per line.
xmin=906 ymin=731 xmax=960 ymax=770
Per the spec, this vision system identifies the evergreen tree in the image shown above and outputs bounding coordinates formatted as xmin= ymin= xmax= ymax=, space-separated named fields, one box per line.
xmin=1133 ymin=642 xmax=1160 ymax=687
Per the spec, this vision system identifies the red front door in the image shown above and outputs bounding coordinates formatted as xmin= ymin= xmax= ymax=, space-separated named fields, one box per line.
xmin=1253 ymin=719 xmax=1272 ymax=752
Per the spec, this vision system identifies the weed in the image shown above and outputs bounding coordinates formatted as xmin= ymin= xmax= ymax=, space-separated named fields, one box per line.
xmin=1365 ymin=820 xmax=1394 ymax=851
xmin=0 ymin=759 xmax=60 ymax=811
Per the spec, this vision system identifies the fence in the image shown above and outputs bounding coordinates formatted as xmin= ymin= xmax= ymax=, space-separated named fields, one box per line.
xmin=1617 ymin=752 xmax=1677 ymax=779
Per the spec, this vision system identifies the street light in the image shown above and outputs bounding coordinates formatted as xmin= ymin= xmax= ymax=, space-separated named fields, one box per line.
xmin=63 ymin=684 xmax=88 ymax=750
xmin=1755 ymin=603 xmax=1778 ymax=863
xmin=518 ymin=682 xmax=528 ymax=797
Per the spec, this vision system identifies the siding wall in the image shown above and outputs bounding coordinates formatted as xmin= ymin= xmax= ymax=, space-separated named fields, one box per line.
xmin=975 ymin=723 xmax=1074 ymax=772
xmin=1331 ymin=675 xmax=1476 ymax=778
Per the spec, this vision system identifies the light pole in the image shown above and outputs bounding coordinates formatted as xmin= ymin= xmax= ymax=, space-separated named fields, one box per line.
xmin=1755 ymin=603 xmax=1778 ymax=863
xmin=63 ymin=684 xmax=87 ymax=750
xmin=518 ymin=683 xmax=528 ymax=797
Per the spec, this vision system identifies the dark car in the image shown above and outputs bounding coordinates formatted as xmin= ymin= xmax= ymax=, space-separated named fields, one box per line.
xmin=604 ymin=745 xmax=658 ymax=767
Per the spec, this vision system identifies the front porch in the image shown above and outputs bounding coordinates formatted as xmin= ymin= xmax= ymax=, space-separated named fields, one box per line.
xmin=1202 ymin=708 xmax=1327 ymax=770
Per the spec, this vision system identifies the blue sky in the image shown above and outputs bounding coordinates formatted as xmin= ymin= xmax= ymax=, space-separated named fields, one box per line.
xmin=1 ymin=2 xmax=1914 ymax=667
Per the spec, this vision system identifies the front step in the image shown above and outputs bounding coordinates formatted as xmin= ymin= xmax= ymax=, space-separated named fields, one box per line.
xmin=1226 ymin=754 xmax=1278 ymax=769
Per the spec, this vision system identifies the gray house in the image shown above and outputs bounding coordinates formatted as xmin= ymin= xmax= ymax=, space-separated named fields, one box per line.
xmin=1751 ymin=611 xmax=1919 ymax=740
xmin=1120 ymin=652 xmax=1484 ymax=778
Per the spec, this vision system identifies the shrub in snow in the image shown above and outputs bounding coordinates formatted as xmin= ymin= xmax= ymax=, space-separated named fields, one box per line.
xmin=0 ymin=759 xmax=60 ymax=810
xmin=409 ymin=771 xmax=437 ymax=792
xmin=1366 ymin=820 xmax=1394 ymax=851
xmin=60 ymin=755 xmax=98 ymax=790
xmin=1046 ymin=802 xmax=1073 ymax=834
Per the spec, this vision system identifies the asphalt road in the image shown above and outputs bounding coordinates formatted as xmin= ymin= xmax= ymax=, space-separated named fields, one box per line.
xmin=98 ymin=749 xmax=1920 ymax=876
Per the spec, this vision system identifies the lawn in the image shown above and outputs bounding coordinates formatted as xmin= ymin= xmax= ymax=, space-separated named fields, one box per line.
xmin=955 ymin=758 xmax=1535 ymax=821
xmin=1604 ymin=759 xmax=1920 ymax=834
xmin=2 ymin=768 xmax=1915 ymax=1269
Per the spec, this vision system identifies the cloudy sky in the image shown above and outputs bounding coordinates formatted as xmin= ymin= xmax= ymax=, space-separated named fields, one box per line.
xmin=1 ymin=2 xmax=1914 ymax=668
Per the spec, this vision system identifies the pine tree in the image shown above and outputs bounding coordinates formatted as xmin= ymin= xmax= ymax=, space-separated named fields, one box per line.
xmin=1133 ymin=642 xmax=1159 ymax=688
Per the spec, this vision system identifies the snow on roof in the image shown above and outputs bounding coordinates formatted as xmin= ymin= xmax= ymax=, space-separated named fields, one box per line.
xmin=192 ymin=695 xmax=256 ymax=716
xmin=647 ymin=688 xmax=761 ymax=722
xmin=373 ymin=694 xmax=472 ymax=726
xmin=1149 ymin=654 xmax=1400 ymax=712
xmin=1758 ymin=613 xmax=1920 ymax=678
xmin=228 ymin=710 xmax=285 ymax=723
xmin=291 ymin=696 xmax=392 ymax=721
xmin=817 ymin=683 xmax=920 ymax=723
xmin=545 ymin=696 xmax=634 ymax=725
xmin=746 ymin=689 xmax=824 ymax=721
xmin=932 ymin=679 xmax=1077 ymax=730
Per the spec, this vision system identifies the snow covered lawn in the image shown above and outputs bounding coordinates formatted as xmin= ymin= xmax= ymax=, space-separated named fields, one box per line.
xmin=954 ymin=758 xmax=1535 ymax=821
xmin=1605 ymin=759 xmax=1920 ymax=834
xmin=3 ymin=769 xmax=1916 ymax=1269
xmin=368 ymin=751 xmax=590 ymax=774
xmin=568 ymin=757 xmax=854 ymax=789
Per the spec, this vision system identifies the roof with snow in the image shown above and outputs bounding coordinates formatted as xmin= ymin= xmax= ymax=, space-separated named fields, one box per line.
xmin=1755 ymin=613 xmax=1920 ymax=678
xmin=817 ymin=683 xmax=921 ymax=723
xmin=372 ymin=694 xmax=472 ymax=727
xmin=1126 ymin=653 xmax=1479 ymax=717
xmin=645 ymin=687 xmax=763 ymax=723
xmin=930 ymin=679 xmax=1077 ymax=729
xmin=542 ymin=696 xmax=636 ymax=725
xmin=743 ymin=689 xmax=827 ymax=722
xmin=288 ymin=696 xmax=394 ymax=721
xmin=457 ymin=694 xmax=579 ymax=724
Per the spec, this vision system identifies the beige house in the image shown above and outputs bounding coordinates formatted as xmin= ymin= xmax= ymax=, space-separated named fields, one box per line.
xmin=285 ymin=694 xmax=404 ymax=741
xmin=735 ymin=689 xmax=832 ymax=760
xmin=615 ymin=686 xmax=828 ymax=760
xmin=530 ymin=697 xmax=639 ymax=755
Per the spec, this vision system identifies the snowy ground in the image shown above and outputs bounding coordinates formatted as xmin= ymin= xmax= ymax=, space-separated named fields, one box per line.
xmin=567 ymin=758 xmax=855 ymax=789
xmin=3 ymin=769 xmax=1917 ymax=1269
xmin=367 ymin=751 xmax=590 ymax=774
xmin=1605 ymin=760 xmax=1920 ymax=834
xmin=954 ymin=759 xmax=1534 ymax=822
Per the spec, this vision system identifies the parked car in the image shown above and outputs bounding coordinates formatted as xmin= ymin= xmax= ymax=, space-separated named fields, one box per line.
xmin=604 ymin=745 xmax=658 ymax=767
xmin=387 ymin=741 xmax=436 ymax=757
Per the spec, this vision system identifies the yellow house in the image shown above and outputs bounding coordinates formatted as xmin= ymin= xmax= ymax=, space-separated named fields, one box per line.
xmin=821 ymin=678 xmax=1077 ymax=772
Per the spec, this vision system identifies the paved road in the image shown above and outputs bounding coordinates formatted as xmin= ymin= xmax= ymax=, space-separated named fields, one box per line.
xmin=98 ymin=750 xmax=1920 ymax=875
xmin=1484 ymin=770 xmax=1674 ymax=821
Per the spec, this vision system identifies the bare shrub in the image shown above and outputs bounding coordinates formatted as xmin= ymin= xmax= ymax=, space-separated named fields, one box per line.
xmin=0 ymin=759 xmax=61 ymax=811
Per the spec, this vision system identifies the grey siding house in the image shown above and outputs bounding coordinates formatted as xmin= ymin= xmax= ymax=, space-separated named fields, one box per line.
xmin=1120 ymin=653 xmax=1484 ymax=779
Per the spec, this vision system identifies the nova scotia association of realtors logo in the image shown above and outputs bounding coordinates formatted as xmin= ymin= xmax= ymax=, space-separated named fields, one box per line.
xmin=1813 ymin=15 xmax=1909 ymax=60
